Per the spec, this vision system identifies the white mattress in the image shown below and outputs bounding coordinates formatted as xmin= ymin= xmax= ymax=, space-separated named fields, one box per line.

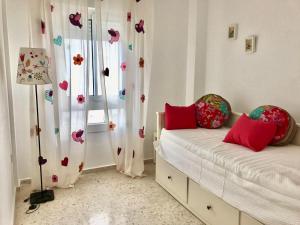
xmin=155 ymin=128 xmax=300 ymax=225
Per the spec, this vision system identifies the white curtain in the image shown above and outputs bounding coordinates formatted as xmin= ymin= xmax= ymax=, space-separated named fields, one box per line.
xmin=95 ymin=0 xmax=148 ymax=177
xmin=0 ymin=0 xmax=16 ymax=224
xmin=30 ymin=0 xmax=89 ymax=189
xmin=29 ymin=0 xmax=151 ymax=189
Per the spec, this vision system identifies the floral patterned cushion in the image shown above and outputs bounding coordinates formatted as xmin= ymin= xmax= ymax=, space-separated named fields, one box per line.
xmin=249 ymin=105 xmax=297 ymax=145
xmin=195 ymin=94 xmax=232 ymax=129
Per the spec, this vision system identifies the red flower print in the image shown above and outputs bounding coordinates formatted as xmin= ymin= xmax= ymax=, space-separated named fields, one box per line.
xmin=79 ymin=162 xmax=84 ymax=172
xmin=140 ymin=94 xmax=145 ymax=103
xmin=73 ymin=54 xmax=84 ymax=65
xmin=139 ymin=127 xmax=145 ymax=138
xmin=135 ymin=19 xmax=145 ymax=33
xmin=52 ymin=175 xmax=58 ymax=183
xmin=127 ymin=12 xmax=131 ymax=22
xmin=77 ymin=94 xmax=85 ymax=104
xmin=121 ymin=62 xmax=127 ymax=71
xmin=41 ymin=20 xmax=45 ymax=34
xmin=19 ymin=53 xmax=25 ymax=62
xmin=108 ymin=29 xmax=120 ymax=44
xmin=261 ymin=107 xmax=289 ymax=143
xmin=61 ymin=157 xmax=69 ymax=167
xmin=139 ymin=57 xmax=144 ymax=68
xmin=109 ymin=121 xmax=116 ymax=130
xmin=72 ymin=129 xmax=84 ymax=144
xmin=69 ymin=12 xmax=82 ymax=29
xmin=196 ymin=102 xmax=225 ymax=129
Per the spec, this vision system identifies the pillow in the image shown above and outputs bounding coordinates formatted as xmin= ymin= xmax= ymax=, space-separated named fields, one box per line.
xmin=249 ymin=105 xmax=297 ymax=146
xmin=223 ymin=114 xmax=277 ymax=152
xmin=164 ymin=103 xmax=197 ymax=130
xmin=195 ymin=94 xmax=231 ymax=129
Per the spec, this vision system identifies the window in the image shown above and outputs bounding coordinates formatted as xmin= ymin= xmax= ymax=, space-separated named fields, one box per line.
xmin=88 ymin=110 xmax=106 ymax=124
xmin=87 ymin=13 xmax=123 ymax=133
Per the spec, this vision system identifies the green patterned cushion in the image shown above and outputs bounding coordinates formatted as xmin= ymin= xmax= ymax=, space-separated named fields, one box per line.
xmin=249 ymin=105 xmax=297 ymax=145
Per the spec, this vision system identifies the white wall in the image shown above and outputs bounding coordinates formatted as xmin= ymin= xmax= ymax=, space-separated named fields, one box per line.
xmin=184 ymin=0 xmax=209 ymax=104
xmin=194 ymin=0 xmax=208 ymax=102
xmin=203 ymin=0 xmax=300 ymax=121
xmin=185 ymin=0 xmax=198 ymax=104
xmin=144 ymin=0 xmax=189 ymax=157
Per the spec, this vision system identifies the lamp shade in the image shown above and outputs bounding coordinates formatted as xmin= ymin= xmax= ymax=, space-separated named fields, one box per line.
xmin=17 ymin=47 xmax=52 ymax=85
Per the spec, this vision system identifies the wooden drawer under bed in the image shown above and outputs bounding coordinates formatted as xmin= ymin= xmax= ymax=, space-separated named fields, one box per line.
xmin=240 ymin=213 xmax=264 ymax=225
xmin=155 ymin=155 xmax=188 ymax=203
xmin=155 ymin=154 xmax=264 ymax=225
xmin=189 ymin=179 xmax=239 ymax=225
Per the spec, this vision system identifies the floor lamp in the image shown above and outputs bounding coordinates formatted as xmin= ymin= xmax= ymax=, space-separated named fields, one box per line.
xmin=17 ymin=47 xmax=54 ymax=204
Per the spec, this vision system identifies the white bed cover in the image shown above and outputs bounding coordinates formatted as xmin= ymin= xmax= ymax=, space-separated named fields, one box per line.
xmin=155 ymin=128 xmax=300 ymax=225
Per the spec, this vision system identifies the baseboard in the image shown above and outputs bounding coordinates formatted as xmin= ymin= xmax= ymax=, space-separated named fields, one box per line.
xmin=83 ymin=158 xmax=154 ymax=174
xmin=17 ymin=177 xmax=31 ymax=188
xmin=82 ymin=164 xmax=116 ymax=174
xmin=144 ymin=158 xmax=154 ymax=164
xmin=18 ymin=158 xmax=154 ymax=185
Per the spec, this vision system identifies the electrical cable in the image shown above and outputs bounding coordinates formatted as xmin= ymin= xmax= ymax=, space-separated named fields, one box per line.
xmin=26 ymin=204 xmax=40 ymax=214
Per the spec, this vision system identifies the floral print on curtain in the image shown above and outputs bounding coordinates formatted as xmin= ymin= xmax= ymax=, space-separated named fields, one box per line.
xmin=95 ymin=0 xmax=148 ymax=177
xmin=29 ymin=0 xmax=89 ymax=189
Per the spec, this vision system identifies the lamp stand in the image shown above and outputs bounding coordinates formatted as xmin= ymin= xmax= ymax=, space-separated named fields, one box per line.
xmin=29 ymin=84 xmax=54 ymax=204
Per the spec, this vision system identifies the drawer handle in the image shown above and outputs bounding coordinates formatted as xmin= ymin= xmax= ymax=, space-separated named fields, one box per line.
xmin=167 ymin=175 xmax=172 ymax=180
xmin=207 ymin=205 xmax=212 ymax=210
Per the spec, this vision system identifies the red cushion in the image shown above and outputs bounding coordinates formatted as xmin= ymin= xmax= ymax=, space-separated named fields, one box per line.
xmin=165 ymin=103 xmax=197 ymax=130
xmin=223 ymin=114 xmax=277 ymax=152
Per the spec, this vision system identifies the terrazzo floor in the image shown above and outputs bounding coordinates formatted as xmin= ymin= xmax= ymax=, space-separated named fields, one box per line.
xmin=15 ymin=163 xmax=204 ymax=225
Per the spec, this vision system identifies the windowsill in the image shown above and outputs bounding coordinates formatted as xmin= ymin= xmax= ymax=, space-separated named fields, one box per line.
xmin=88 ymin=122 xmax=106 ymax=126
xmin=87 ymin=123 xmax=108 ymax=133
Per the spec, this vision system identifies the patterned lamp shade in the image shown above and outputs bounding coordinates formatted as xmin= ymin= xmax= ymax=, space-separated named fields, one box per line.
xmin=17 ymin=47 xmax=51 ymax=85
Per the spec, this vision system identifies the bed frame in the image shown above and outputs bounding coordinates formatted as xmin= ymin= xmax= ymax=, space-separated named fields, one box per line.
xmin=157 ymin=112 xmax=300 ymax=145
xmin=155 ymin=111 xmax=300 ymax=225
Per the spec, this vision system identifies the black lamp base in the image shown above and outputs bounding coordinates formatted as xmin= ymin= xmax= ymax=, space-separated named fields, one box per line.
xmin=30 ymin=190 xmax=54 ymax=204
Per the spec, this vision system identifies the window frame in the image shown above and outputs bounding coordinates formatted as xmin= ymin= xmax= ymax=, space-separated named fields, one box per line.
xmin=86 ymin=11 xmax=124 ymax=133
xmin=87 ymin=13 xmax=108 ymax=133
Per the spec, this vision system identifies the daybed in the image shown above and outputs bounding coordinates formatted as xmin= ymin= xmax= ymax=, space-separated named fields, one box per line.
xmin=154 ymin=112 xmax=300 ymax=225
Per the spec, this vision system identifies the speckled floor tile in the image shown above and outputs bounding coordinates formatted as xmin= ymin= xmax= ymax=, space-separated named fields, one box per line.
xmin=15 ymin=164 xmax=204 ymax=225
